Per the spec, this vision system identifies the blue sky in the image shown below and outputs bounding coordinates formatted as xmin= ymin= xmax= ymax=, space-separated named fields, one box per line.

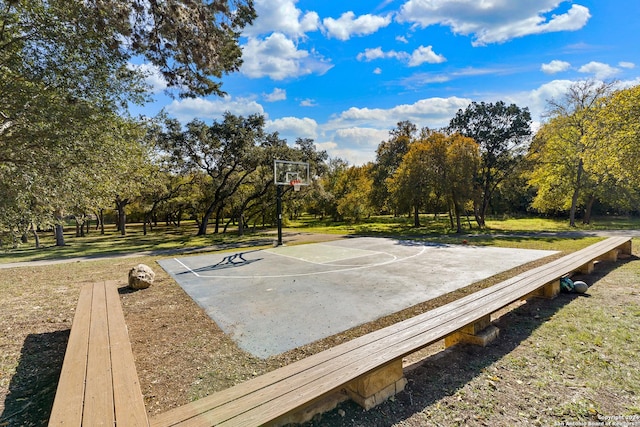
xmin=134 ymin=0 xmax=640 ymax=165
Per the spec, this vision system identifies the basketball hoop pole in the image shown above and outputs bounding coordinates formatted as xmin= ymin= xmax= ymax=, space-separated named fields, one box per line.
xmin=276 ymin=184 xmax=284 ymax=246
xmin=276 ymin=182 xmax=299 ymax=246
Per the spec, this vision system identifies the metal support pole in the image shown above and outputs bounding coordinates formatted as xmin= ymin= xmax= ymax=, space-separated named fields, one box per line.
xmin=276 ymin=184 xmax=283 ymax=246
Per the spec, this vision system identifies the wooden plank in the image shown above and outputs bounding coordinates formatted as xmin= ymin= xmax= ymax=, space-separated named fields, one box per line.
xmin=105 ymin=281 xmax=150 ymax=426
xmin=151 ymin=237 xmax=631 ymax=427
xmin=49 ymin=283 xmax=94 ymax=426
xmin=82 ymin=282 xmax=115 ymax=426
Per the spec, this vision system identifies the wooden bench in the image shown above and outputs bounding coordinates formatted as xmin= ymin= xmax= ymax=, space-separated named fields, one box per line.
xmin=149 ymin=236 xmax=631 ymax=427
xmin=49 ymin=281 xmax=149 ymax=426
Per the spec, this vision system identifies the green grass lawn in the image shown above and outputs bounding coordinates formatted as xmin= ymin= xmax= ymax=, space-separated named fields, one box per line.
xmin=1 ymin=214 xmax=639 ymax=264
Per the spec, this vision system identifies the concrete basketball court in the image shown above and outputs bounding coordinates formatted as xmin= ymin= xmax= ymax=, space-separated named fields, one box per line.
xmin=158 ymin=237 xmax=557 ymax=359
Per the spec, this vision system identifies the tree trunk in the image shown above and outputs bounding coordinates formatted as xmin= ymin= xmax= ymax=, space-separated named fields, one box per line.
xmin=55 ymin=209 xmax=65 ymax=246
xmin=477 ymin=195 xmax=488 ymax=229
xmin=569 ymin=159 xmax=584 ymax=227
xmin=55 ymin=224 xmax=65 ymax=246
xmin=198 ymin=202 xmax=217 ymax=236
xmin=238 ymin=212 xmax=245 ymax=236
xmin=583 ymin=194 xmax=595 ymax=224
xmin=448 ymin=205 xmax=454 ymax=229
xmin=214 ymin=204 xmax=223 ymax=234
xmin=115 ymin=196 xmax=129 ymax=236
xmin=413 ymin=203 xmax=420 ymax=227
xmin=99 ymin=209 xmax=105 ymax=234
xmin=31 ymin=223 xmax=40 ymax=249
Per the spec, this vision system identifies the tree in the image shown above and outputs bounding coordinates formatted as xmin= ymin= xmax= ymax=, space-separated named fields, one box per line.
xmin=1 ymin=0 xmax=255 ymax=99
xmin=448 ymin=101 xmax=531 ymax=227
xmin=336 ymin=164 xmax=375 ymax=221
xmin=1 ymin=0 xmax=254 ymax=243
xmin=528 ymin=80 xmax=614 ymax=225
xmin=388 ymin=135 xmax=444 ymax=227
xmin=318 ymin=158 xmax=349 ymax=221
xmin=446 ymin=134 xmax=480 ymax=233
xmin=159 ymin=113 xmax=265 ymax=235
xmin=371 ymin=121 xmax=417 ymax=213
xmin=588 ymin=85 xmax=640 ymax=191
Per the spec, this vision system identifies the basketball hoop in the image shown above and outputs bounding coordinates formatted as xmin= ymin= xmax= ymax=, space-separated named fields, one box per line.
xmin=290 ymin=179 xmax=302 ymax=192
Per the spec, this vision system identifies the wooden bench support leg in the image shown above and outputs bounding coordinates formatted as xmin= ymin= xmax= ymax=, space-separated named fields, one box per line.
xmin=530 ymin=279 xmax=561 ymax=300
xmin=345 ymin=359 xmax=407 ymax=410
xmin=619 ymin=240 xmax=632 ymax=255
xmin=578 ymin=261 xmax=594 ymax=275
xmin=444 ymin=315 xmax=500 ymax=348
xmin=600 ymin=249 xmax=619 ymax=262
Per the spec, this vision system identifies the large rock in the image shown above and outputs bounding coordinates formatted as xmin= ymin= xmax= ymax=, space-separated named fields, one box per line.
xmin=128 ymin=264 xmax=155 ymax=290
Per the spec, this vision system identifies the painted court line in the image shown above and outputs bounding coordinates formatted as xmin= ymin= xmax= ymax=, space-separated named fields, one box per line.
xmin=172 ymin=244 xmax=428 ymax=280
xmin=265 ymin=243 xmax=396 ymax=266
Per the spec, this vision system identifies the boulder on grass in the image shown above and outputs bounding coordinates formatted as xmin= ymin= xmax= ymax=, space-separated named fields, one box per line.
xmin=128 ymin=264 xmax=155 ymax=290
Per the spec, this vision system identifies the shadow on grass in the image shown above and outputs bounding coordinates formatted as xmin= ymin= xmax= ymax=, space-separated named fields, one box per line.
xmin=298 ymin=259 xmax=631 ymax=427
xmin=0 ymin=330 xmax=68 ymax=427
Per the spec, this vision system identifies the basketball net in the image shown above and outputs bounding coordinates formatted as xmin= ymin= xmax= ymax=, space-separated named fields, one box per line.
xmin=290 ymin=179 xmax=302 ymax=192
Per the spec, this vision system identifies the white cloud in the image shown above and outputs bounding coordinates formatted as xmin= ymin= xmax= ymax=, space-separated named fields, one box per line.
xmin=334 ymin=127 xmax=389 ymax=148
xmin=619 ymin=61 xmax=635 ymax=69
xmin=541 ymin=60 xmax=571 ymax=74
xmin=357 ymin=45 xmax=446 ymax=66
xmin=373 ymin=67 xmax=382 ymax=74
xmin=322 ymin=145 xmax=377 ymax=165
xmin=264 ymin=88 xmax=287 ymax=102
xmin=266 ymin=116 xmax=318 ymax=141
xmin=299 ymin=99 xmax=317 ymax=107
xmin=165 ymin=97 xmax=265 ymax=123
xmin=396 ymin=1 xmax=591 ymax=46
xmin=243 ymin=0 xmax=320 ymax=39
xmin=326 ymin=96 xmax=472 ymax=130
xmin=241 ymin=33 xmax=333 ymax=80
xmin=396 ymin=35 xmax=409 ymax=44
xmin=357 ymin=46 xmax=406 ymax=62
xmin=323 ymin=11 xmax=392 ymax=40
xmin=517 ymin=79 xmax=575 ymax=122
xmin=578 ymin=61 xmax=619 ymax=79
xmin=398 ymin=65 xmax=525 ymax=90
xmin=408 ymin=45 xmax=447 ymax=66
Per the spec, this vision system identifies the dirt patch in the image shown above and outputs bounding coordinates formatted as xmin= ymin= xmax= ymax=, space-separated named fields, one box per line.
xmin=1 ymin=234 xmax=639 ymax=426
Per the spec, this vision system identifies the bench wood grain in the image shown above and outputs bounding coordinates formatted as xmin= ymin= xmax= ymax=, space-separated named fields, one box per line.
xmin=49 ymin=281 xmax=149 ymax=426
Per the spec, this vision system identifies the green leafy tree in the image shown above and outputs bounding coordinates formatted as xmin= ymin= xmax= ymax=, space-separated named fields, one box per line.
xmin=318 ymin=158 xmax=349 ymax=221
xmin=448 ymin=101 xmax=531 ymax=227
xmin=588 ymin=85 xmax=640 ymax=191
xmin=370 ymin=121 xmax=417 ymax=213
xmin=388 ymin=135 xmax=443 ymax=227
xmin=159 ymin=113 xmax=265 ymax=235
xmin=446 ymin=134 xmax=480 ymax=233
xmin=336 ymin=164 xmax=375 ymax=221
xmin=1 ymin=0 xmax=253 ymax=243
xmin=528 ymin=80 xmax=614 ymax=225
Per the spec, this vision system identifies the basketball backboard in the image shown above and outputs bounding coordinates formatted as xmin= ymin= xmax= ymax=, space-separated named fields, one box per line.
xmin=274 ymin=160 xmax=310 ymax=186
